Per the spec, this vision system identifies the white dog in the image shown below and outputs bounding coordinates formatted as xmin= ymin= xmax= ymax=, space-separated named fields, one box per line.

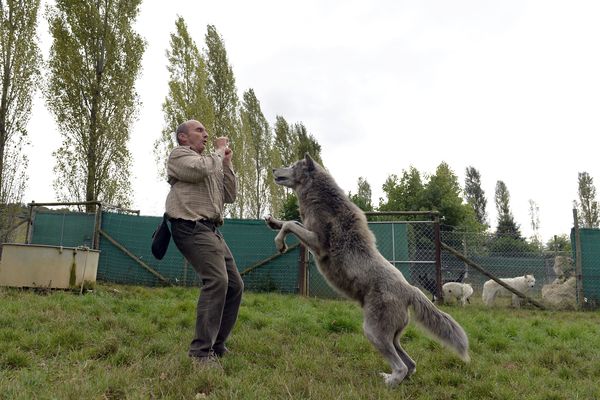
xmin=482 ymin=274 xmax=536 ymax=307
xmin=442 ymin=282 xmax=473 ymax=306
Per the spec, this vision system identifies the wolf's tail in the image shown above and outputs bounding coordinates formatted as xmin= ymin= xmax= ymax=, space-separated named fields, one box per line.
xmin=410 ymin=287 xmax=470 ymax=362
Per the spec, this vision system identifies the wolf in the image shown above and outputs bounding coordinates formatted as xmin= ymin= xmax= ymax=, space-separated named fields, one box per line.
xmin=415 ymin=269 xmax=467 ymax=301
xmin=265 ymin=154 xmax=469 ymax=387
xmin=482 ymin=274 xmax=536 ymax=307
xmin=442 ymin=282 xmax=473 ymax=306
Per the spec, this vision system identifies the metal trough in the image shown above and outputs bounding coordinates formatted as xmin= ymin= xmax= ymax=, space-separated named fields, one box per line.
xmin=0 ymin=243 xmax=99 ymax=289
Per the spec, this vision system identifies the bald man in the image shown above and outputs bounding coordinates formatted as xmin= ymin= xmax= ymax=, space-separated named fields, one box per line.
xmin=166 ymin=120 xmax=243 ymax=367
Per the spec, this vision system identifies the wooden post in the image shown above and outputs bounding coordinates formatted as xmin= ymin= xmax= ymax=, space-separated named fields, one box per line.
xmin=25 ymin=202 xmax=34 ymax=244
xmin=298 ymin=244 xmax=308 ymax=296
xmin=572 ymin=208 xmax=584 ymax=307
xmin=93 ymin=203 xmax=102 ymax=250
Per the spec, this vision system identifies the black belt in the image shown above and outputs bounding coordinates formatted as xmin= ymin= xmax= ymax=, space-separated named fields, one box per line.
xmin=170 ymin=218 xmax=218 ymax=231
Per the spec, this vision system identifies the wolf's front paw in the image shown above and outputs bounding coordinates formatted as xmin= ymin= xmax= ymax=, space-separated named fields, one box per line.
xmin=274 ymin=233 xmax=288 ymax=253
xmin=265 ymin=215 xmax=283 ymax=230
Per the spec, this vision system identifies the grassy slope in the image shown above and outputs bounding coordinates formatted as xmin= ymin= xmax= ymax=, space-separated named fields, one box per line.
xmin=1 ymin=284 xmax=599 ymax=400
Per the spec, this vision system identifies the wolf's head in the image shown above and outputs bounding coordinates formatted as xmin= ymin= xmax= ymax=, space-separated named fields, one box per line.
xmin=273 ymin=153 xmax=317 ymax=189
xmin=524 ymin=274 xmax=536 ymax=287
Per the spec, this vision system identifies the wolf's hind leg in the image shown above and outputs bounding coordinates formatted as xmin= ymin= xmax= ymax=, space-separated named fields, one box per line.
xmin=394 ymin=312 xmax=416 ymax=378
xmin=363 ymin=316 xmax=408 ymax=387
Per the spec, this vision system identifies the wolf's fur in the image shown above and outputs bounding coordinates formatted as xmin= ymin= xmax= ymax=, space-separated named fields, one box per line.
xmin=442 ymin=282 xmax=473 ymax=306
xmin=482 ymin=274 xmax=536 ymax=307
xmin=266 ymin=154 xmax=469 ymax=387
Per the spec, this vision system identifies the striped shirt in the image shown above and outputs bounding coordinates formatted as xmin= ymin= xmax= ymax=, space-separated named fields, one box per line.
xmin=165 ymin=146 xmax=237 ymax=225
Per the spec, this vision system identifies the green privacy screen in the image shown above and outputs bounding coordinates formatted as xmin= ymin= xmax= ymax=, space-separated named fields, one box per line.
xmin=30 ymin=211 xmax=302 ymax=292
xmin=29 ymin=211 xmax=408 ymax=295
xmin=573 ymin=228 xmax=600 ymax=306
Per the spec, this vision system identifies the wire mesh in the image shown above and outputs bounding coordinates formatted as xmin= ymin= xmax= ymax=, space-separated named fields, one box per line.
xmin=23 ymin=209 xmax=599 ymax=309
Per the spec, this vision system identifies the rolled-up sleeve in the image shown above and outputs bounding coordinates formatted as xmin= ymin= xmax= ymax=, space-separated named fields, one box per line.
xmin=223 ymin=165 xmax=237 ymax=203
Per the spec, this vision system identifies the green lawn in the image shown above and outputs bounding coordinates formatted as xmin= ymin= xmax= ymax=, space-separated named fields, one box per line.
xmin=1 ymin=284 xmax=599 ymax=399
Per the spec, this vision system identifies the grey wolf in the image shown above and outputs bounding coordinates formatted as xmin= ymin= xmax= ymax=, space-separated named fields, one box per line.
xmin=415 ymin=269 xmax=466 ymax=301
xmin=482 ymin=274 xmax=535 ymax=307
xmin=265 ymin=154 xmax=469 ymax=387
xmin=442 ymin=282 xmax=473 ymax=306
xmin=167 ymin=119 xmax=242 ymax=361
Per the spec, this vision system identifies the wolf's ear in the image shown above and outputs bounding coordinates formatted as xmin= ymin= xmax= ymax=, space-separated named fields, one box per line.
xmin=304 ymin=153 xmax=315 ymax=171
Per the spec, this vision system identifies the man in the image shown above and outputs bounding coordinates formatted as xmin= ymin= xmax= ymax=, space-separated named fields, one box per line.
xmin=165 ymin=119 xmax=243 ymax=366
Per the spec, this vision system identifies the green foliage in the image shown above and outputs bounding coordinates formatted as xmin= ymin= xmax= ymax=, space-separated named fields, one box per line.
xmin=270 ymin=116 xmax=297 ymax=215
xmin=379 ymin=163 xmax=484 ymax=231
xmin=277 ymin=192 xmax=300 ymax=221
xmin=495 ymin=180 xmax=522 ymax=238
xmin=348 ymin=177 xmax=373 ymax=212
xmin=488 ymin=235 xmax=538 ymax=257
xmin=423 ymin=162 xmax=479 ymax=230
xmin=0 ymin=0 xmax=40 ymax=236
xmin=293 ymin=122 xmax=322 ymax=165
xmin=154 ymin=16 xmax=214 ymax=178
xmin=241 ymin=88 xmax=272 ymax=219
xmin=379 ymin=166 xmax=424 ymax=214
xmin=576 ymin=171 xmax=599 ymax=228
xmin=2 ymin=285 xmax=600 ymax=399
xmin=272 ymin=115 xmax=299 ymax=167
xmin=545 ymin=234 xmax=572 ymax=253
xmin=45 ymin=0 xmax=145 ymax=210
xmin=464 ymin=166 xmax=488 ymax=227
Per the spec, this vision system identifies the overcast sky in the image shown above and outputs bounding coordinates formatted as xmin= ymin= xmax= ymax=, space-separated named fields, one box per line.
xmin=26 ymin=0 xmax=600 ymax=243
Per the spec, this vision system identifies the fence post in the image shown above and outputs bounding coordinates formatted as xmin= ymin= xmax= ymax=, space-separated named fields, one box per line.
xmin=572 ymin=208 xmax=584 ymax=308
xmin=25 ymin=202 xmax=34 ymax=244
xmin=93 ymin=203 xmax=102 ymax=250
xmin=298 ymin=244 xmax=308 ymax=296
xmin=433 ymin=215 xmax=442 ymax=301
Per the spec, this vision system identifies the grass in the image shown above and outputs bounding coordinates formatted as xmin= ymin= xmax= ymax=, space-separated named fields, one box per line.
xmin=1 ymin=284 xmax=599 ymax=399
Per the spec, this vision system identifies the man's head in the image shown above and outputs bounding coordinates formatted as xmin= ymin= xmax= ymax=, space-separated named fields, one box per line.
xmin=176 ymin=120 xmax=208 ymax=154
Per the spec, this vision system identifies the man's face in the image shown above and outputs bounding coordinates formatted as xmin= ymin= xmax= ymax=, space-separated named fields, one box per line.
xmin=181 ymin=120 xmax=208 ymax=153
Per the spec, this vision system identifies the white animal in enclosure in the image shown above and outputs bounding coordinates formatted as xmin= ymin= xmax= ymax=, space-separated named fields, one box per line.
xmin=482 ymin=274 xmax=536 ymax=307
xmin=442 ymin=282 xmax=473 ymax=306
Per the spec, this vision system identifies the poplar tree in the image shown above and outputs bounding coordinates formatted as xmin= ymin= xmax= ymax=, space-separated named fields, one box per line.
xmin=293 ymin=122 xmax=322 ymax=164
xmin=204 ymin=25 xmax=247 ymax=217
xmin=154 ymin=16 xmax=213 ymax=178
xmin=241 ymin=88 xmax=271 ymax=219
xmin=271 ymin=115 xmax=298 ymax=215
xmin=495 ymin=180 xmax=521 ymax=238
xmin=464 ymin=166 xmax=488 ymax=227
xmin=349 ymin=177 xmax=373 ymax=211
xmin=273 ymin=115 xmax=298 ymax=167
xmin=46 ymin=0 xmax=145 ymax=211
xmin=576 ymin=171 xmax=599 ymax=228
xmin=0 ymin=0 xmax=40 ymax=240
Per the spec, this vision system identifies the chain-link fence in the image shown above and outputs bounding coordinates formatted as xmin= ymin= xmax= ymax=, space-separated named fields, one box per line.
xmin=443 ymin=231 xmax=552 ymax=293
xmin=6 ymin=204 xmax=599 ymax=309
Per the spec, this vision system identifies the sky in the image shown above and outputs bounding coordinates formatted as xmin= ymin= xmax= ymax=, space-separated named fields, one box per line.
xmin=25 ymin=0 xmax=600 ymax=243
